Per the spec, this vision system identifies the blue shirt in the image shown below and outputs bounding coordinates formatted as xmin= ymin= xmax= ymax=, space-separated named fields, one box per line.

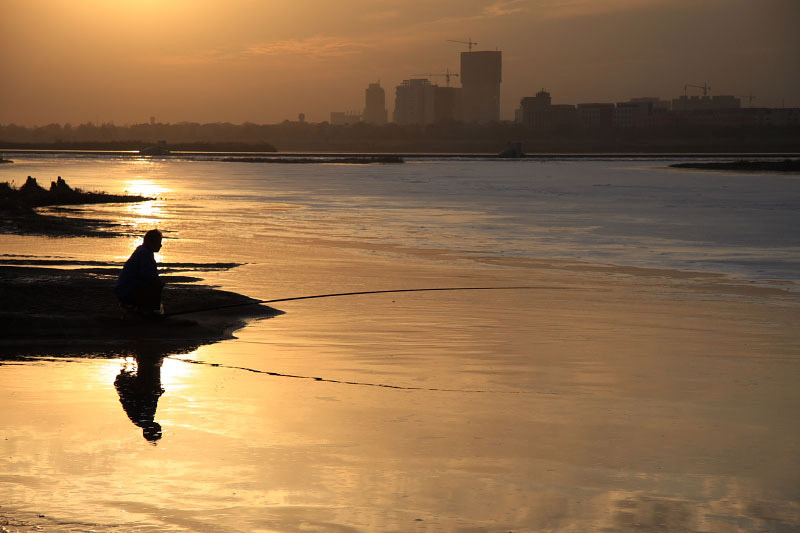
xmin=115 ymin=245 xmax=160 ymax=299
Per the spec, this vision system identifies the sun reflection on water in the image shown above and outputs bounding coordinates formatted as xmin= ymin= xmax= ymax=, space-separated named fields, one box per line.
xmin=123 ymin=179 xmax=169 ymax=199
xmin=125 ymin=199 xmax=164 ymax=225
xmin=94 ymin=354 xmax=197 ymax=389
xmin=160 ymin=355 xmax=199 ymax=391
xmin=118 ymin=179 xmax=172 ymax=241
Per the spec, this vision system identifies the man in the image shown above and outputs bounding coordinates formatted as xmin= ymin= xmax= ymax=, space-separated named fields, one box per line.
xmin=116 ymin=229 xmax=165 ymax=318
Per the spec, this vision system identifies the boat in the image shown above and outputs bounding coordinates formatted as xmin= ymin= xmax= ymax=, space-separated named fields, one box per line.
xmin=140 ymin=141 xmax=170 ymax=156
xmin=497 ymin=141 xmax=524 ymax=158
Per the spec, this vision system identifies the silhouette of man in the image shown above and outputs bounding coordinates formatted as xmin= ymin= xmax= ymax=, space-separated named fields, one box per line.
xmin=116 ymin=229 xmax=165 ymax=317
xmin=115 ymin=351 xmax=165 ymax=443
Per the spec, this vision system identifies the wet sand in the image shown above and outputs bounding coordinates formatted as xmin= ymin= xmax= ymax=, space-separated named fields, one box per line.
xmin=1 ymin=157 xmax=799 ymax=531
xmin=2 ymin=245 xmax=799 ymax=531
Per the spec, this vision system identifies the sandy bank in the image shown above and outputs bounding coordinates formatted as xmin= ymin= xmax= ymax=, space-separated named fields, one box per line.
xmin=0 ymin=177 xmax=149 ymax=237
xmin=0 ymin=263 xmax=283 ymax=358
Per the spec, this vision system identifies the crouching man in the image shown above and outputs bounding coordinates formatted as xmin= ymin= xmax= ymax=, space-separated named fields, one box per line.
xmin=116 ymin=229 xmax=165 ymax=318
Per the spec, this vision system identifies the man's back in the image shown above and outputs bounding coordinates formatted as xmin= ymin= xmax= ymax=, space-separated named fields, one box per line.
xmin=115 ymin=230 xmax=164 ymax=314
xmin=115 ymin=244 xmax=158 ymax=299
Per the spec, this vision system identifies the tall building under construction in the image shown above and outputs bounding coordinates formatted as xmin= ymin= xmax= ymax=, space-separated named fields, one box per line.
xmin=460 ymin=50 xmax=502 ymax=123
xmin=364 ymin=82 xmax=388 ymax=125
xmin=393 ymin=78 xmax=436 ymax=125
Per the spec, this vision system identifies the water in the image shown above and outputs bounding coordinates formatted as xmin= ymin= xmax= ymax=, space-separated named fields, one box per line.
xmin=3 ymin=155 xmax=800 ymax=281
xmin=1 ymin=155 xmax=799 ymax=531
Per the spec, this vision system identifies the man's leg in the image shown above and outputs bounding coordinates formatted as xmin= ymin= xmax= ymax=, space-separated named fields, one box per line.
xmin=133 ymin=279 xmax=163 ymax=314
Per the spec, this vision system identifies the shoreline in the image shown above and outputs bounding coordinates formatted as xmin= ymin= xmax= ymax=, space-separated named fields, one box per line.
xmin=3 ymin=148 xmax=800 ymax=159
xmin=1 ymin=176 xmax=151 ymax=237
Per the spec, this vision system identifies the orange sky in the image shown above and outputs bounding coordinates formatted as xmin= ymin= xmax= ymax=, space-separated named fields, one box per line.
xmin=1 ymin=0 xmax=798 ymax=125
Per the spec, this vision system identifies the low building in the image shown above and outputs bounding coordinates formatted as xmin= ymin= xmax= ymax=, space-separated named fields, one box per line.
xmin=672 ymin=95 xmax=741 ymax=111
xmin=751 ymin=107 xmax=800 ymax=126
xmin=613 ymin=100 xmax=659 ymax=128
xmin=520 ymin=90 xmax=577 ymax=130
xmin=672 ymin=107 xmax=800 ymax=128
xmin=629 ymin=97 xmax=671 ymax=111
xmin=577 ymin=103 xmax=615 ymax=128
xmin=330 ymin=111 xmax=362 ymax=125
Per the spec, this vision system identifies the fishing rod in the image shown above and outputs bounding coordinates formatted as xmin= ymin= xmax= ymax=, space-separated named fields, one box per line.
xmin=164 ymin=285 xmax=573 ymax=317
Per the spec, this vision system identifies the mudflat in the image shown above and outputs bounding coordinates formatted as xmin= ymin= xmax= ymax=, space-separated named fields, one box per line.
xmin=1 ymin=157 xmax=799 ymax=531
xmin=2 ymin=246 xmax=800 ymax=531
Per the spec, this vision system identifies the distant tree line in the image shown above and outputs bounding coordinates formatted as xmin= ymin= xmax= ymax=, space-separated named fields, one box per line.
xmin=0 ymin=122 xmax=278 ymax=151
xmin=1 ymin=120 xmax=798 ymax=153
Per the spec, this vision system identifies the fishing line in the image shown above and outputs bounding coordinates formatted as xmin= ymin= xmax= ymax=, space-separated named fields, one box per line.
xmin=164 ymin=285 xmax=574 ymax=317
xmin=163 ymin=286 xmax=572 ymax=392
xmin=168 ymin=355 xmax=556 ymax=395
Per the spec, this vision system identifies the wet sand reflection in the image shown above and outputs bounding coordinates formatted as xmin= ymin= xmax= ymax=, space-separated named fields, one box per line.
xmin=114 ymin=347 xmax=165 ymax=443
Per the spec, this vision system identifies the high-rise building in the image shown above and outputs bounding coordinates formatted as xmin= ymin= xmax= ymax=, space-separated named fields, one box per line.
xmin=460 ymin=50 xmax=502 ymax=123
xmin=433 ymin=86 xmax=462 ymax=123
xmin=393 ymin=79 xmax=436 ymax=125
xmin=364 ymin=82 xmax=388 ymax=125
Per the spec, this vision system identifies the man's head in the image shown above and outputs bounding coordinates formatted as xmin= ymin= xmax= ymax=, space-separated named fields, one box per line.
xmin=143 ymin=229 xmax=163 ymax=253
xmin=142 ymin=421 xmax=163 ymax=443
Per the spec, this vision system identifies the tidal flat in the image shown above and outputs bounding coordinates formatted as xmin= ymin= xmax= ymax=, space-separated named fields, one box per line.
xmin=1 ymin=154 xmax=798 ymax=531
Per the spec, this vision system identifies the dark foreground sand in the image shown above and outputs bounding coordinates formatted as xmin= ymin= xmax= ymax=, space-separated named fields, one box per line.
xmin=1 ymin=180 xmax=282 ymax=357
xmin=0 ymin=262 xmax=283 ymax=359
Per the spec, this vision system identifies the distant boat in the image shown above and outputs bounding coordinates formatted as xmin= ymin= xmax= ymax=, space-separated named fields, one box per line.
xmin=498 ymin=141 xmax=524 ymax=158
xmin=140 ymin=141 xmax=170 ymax=156
xmin=0 ymin=153 xmax=13 ymax=164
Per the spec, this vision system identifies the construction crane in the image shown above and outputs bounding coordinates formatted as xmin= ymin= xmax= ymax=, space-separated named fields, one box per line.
xmin=684 ymin=83 xmax=711 ymax=97
xmin=447 ymin=38 xmax=478 ymax=52
xmin=412 ymin=68 xmax=460 ymax=87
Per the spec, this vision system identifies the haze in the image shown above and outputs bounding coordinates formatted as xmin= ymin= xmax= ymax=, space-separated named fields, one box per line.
xmin=1 ymin=0 xmax=798 ymax=125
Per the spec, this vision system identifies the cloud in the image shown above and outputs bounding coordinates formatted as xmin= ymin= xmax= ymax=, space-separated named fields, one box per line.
xmin=244 ymin=37 xmax=368 ymax=59
xmin=139 ymin=49 xmax=235 ymax=66
xmin=482 ymin=0 xmax=527 ymax=17
xmin=533 ymin=0 xmax=675 ymax=19
xmin=359 ymin=9 xmax=400 ymax=22
xmin=417 ymin=0 xmax=529 ymax=27
xmin=139 ymin=37 xmax=370 ymax=66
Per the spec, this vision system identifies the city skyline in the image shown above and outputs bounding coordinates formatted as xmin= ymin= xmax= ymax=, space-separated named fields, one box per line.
xmin=1 ymin=0 xmax=798 ymax=126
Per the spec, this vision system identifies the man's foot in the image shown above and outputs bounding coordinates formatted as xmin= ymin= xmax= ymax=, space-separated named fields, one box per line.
xmin=119 ymin=303 xmax=138 ymax=321
xmin=139 ymin=308 xmax=165 ymax=321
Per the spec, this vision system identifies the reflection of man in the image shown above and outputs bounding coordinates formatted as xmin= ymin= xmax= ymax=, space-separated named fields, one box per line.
xmin=114 ymin=354 xmax=164 ymax=443
xmin=116 ymin=229 xmax=165 ymax=318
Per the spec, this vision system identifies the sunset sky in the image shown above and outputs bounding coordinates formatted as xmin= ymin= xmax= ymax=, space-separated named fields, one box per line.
xmin=1 ymin=0 xmax=798 ymax=125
